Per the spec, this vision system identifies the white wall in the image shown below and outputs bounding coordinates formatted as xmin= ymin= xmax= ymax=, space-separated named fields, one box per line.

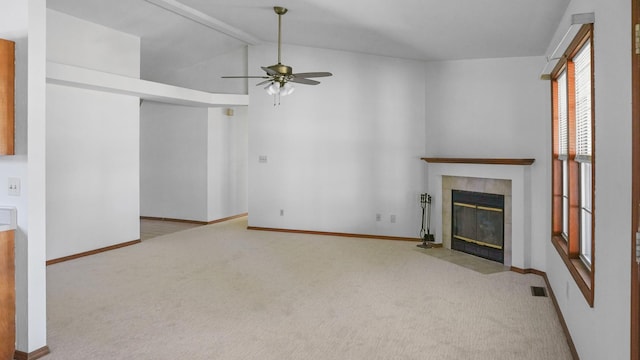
xmin=46 ymin=9 xmax=139 ymax=77
xmin=46 ymin=84 xmax=140 ymax=259
xmin=143 ymin=46 xmax=248 ymax=94
xmin=543 ymin=0 xmax=632 ymax=359
xmin=25 ymin=0 xmax=49 ymax=353
xmin=46 ymin=10 xmax=140 ymax=260
xmin=247 ymin=44 xmax=426 ymax=238
xmin=424 ymin=56 xmax=549 ymax=159
xmin=140 ymin=102 xmax=209 ymax=221
xmin=207 ymin=106 xmax=248 ymax=220
xmin=140 ymin=102 xmax=248 ymax=222
xmin=139 ymin=38 xmax=249 ymax=224
xmin=423 ymin=56 xmax=551 ymax=270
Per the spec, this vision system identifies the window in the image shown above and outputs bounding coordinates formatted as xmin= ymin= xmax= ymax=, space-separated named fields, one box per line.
xmin=551 ymin=24 xmax=595 ymax=306
xmin=557 ymin=70 xmax=569 ymax=238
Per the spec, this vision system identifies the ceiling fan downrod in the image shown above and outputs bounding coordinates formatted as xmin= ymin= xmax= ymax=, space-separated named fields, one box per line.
xmin=274 ymin=6 xmax=287 ymax=65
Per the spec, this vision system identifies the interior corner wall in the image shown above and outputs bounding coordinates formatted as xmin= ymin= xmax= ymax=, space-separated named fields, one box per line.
xmin=46 ymin=84 xmax=140 ymax=259
xmin=46 ymin=9 xmax=140 ymax=77
xmin=143 ymin=46 xmax=248 ymax=95
xmin=543 ymin=0 xmax=632 ymax=359
xmin=140 ymin=102 xmax=208 ymax=222
xmin=247 ymin=44 xmax=426 ymax=237
xmin=423 ymin=56 xmax=551 ymax=270
xmin=45 ymin=9 xmax=141 ymax=260
xmin=206 ymin=106 xmax=248 ymax=221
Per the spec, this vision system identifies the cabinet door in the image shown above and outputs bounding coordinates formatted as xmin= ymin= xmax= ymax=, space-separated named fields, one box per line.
xmin=0 ymin=231 xmax=15 ymax=360
xmin=0 ymin=39 xmax=15 ymax=156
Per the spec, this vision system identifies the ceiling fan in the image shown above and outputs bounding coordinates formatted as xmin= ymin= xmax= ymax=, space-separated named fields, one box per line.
xmin=222 ymin=6 xmax=332 ymax=101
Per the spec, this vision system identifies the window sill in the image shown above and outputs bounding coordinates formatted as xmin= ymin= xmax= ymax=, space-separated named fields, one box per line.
xmin=552 ymin=234 xmax=594 ymax=307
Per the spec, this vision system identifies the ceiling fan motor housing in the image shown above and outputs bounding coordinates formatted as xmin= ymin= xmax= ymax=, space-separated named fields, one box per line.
xmin=266 ymin=64 xmax=293 ymax=86
xmin=268 ymin=64 xmax=293 ymax=76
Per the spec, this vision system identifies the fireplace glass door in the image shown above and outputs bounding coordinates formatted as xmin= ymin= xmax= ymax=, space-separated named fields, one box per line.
xmin=452 ymin=190 xmax=504 ymax=263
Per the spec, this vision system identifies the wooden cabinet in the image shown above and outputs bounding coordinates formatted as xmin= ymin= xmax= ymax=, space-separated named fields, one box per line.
xmin=0 ymin=230 xmax=15 ymax=360
xmin=0 ymin=39 xmax=14 ymax=156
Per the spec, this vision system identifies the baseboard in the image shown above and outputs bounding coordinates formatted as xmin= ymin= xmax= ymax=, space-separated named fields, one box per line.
xmin=140 ymin=213 xmax=248 ymax=225
xmin=247 ymin=226 xmax=420 ymax=242
xmin=207 ymin=213 xmax=248 ymax=224
xmin=509 ymin=266 xmax=546 ymax=276
xmin=140 ymin=216 xmax=207 ymax=225
xmin=510 ymin=266 xmax=579 ymax=360
xmin=14 ymin=346 xmax=50 ymax=360
xmin=46 ymin=239 xmax=141 ymax=266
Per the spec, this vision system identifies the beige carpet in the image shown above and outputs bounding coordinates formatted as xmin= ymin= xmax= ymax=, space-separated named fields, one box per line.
xmin=140 ymin=218 xmax=202 ymax=240
xmin=46 ymin=217 xmax=572 ymax=359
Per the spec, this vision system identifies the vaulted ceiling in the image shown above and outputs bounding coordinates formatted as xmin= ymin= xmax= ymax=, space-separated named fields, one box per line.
xmin=47 ymin=0 xmax=570 ymax=75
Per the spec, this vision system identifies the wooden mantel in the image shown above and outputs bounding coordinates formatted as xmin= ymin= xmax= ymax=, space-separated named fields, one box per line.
xmin=421 ymin=157 xmax=535 ymax=165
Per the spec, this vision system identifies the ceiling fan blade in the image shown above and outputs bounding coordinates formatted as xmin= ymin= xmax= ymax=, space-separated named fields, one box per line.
xmin=292 ymin=72 xmax=333 ymax=78
xmin=289 ymin=78 xmax=320 ymax=85
xmin=261 ymin=66 xmax=280 ymax=76
xmin=256 ymin=79 xmax=272 ymax=86
xmin=222 ymin=76 xmax=269 ymax=79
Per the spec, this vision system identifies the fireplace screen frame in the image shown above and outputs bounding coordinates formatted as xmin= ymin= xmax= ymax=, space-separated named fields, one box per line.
xmin=451 ymin=190 xmax=505 ymax=263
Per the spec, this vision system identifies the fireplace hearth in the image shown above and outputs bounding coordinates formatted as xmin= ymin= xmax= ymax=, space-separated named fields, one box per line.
xmin=452 ymin=190 xmax=504 ymax=263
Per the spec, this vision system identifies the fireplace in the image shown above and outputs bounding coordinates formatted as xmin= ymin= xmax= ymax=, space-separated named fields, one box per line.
xmin=424 ymin=159 xmax=533 ymax=268
xmin=452 ymin=190 xmax=505 ymax=263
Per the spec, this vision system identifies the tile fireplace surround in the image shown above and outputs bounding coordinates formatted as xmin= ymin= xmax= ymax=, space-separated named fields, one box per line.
xmin=444 ymin=176 xmax=512 ymax=266
xmin=423 ymin=158 xmax=534 ymax=269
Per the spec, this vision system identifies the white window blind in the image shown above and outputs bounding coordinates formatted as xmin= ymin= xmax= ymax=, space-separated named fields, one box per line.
xmin=557 ymin=70 xmax=568 ymax=158
xmin=574 ymin=41 xmax=592 ymax=162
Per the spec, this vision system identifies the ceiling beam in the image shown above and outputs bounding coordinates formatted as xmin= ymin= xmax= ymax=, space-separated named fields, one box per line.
xmin=145 ymin=0 xmax=261 ymax=45
xmin=47 ymin=62 xmax=249 ymax=108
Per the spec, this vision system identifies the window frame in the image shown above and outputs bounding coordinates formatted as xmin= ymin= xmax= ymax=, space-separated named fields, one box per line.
xmin=550 ymin=24 xmax=595 ymax=307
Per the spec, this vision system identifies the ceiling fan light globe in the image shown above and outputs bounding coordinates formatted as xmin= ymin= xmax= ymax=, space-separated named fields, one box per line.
xmin=280 ymin=83 xmax=295 ymax=96
xmin=283 ymin=87 xmax=295 ymax=96
xmin=265 ymin=82 xmax=280 ymax=95
xmin=263 ymin=84 xmax=274 ymax=95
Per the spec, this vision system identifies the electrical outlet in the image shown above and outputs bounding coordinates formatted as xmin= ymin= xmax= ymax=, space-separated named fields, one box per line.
xmin=375 ymin=213 xmax=381 ymax=221
xmin=8 ymin=177 xmax=20 ymax=196
xmin=259 ymin=155 xmax=268 ymax=163
xmin=390 ymin=214 xmax=396 ymax=223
